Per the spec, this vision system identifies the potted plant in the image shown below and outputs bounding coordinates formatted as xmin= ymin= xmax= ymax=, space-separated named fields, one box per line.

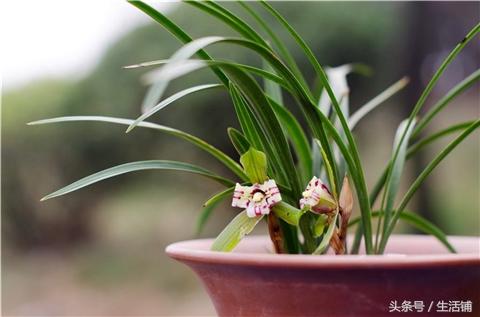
xmin=30 ymin=1 xmax=479 ymax=316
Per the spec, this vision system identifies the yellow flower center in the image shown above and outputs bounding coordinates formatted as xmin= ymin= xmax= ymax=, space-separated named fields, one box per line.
xmin=302 ymin=189 xmax=312 ymax=198
xmin=252 ymin=192 xmax=265 ymax=202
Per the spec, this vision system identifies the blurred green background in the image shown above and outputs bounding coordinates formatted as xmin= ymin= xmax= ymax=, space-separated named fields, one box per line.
xmin=2 ymin=2 xmax=479 ymax=316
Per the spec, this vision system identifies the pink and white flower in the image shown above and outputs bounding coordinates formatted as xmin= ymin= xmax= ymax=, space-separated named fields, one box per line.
xmin=232 ymin=180 xmax=282 ymax=218
xmin=300 ymin=176 xmax=337 ymax=214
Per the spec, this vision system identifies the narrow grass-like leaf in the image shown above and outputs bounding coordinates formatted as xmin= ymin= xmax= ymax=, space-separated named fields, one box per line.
xmin=135 ymin=36 xmax=326 ymax=195
xmin=269 ymin=97 xmax=312 ymax=183
xmin=137 ymin=35 xmax=369 ymax=252
xmin=413 ymin=69 xmax=480 ymax=138
xmin=129 ymin=7 xmax=338 ymax=232
xmin=197 ymin=186 xmax=234 ymax=235
xmin=227 ymin=127 xmax=251 ymax=155
xmin=263 ymin=61 xmax=283 ymax=104
xmin=128 ymin=1 xmax=228 ymax=106
xmin=40 ymin=160 xmax=235 ymax=201
xmin=230 ymin=83 xmax=264 ymax=151
xmin=407 ymin=121 xmax=476 ymax=157
xmin=127 ymin=84 xmax=221 ymax=133
xmin=377 ymin=118 xmax=417 ymax=249
xmin=260 ymin=2 xmax=373 ymax=252
xmin=349 ymin=77 xmax=409 ymax=129
xmin=28 ymin=116 xmax=248 ymax=181
xmin=230 ymin=83 xmax=281 ymax=183
xmin=237 ymin=1 xmax=309 ymax=89
xmin=369 ymin=121 xmax=476 ymax=208
xmin=311 ymin=105 xmax=373 ymax=253
xmin=211 ymin=211 xmax=263 ymax=252
xmin=378 ymin=23 xmax=480 ymax=251
xmin=143 ymin=60 xmax=208 ymax=85
xmin=315 ymin=139 xmax=337 ymax=197
xmin=222 ymin=65 xmax=301 ymax=196
xmin=127 ymin=58 xmax=289 ymax=90
xmin=379 ymin=119 xmax=480 ymax=253
xmin=187 ymin=0 xmax=267 ymax=46
xmin=349 ymin=210 xmax=456 ymax=253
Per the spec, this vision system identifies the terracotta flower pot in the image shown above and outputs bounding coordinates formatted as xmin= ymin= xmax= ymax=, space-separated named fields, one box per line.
xmin=166 ymin=235 xmax=479 ymax=316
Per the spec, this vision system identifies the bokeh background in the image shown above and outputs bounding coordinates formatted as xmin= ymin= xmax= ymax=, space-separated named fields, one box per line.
xmin=2 ymin=1 xmax=479 ymax=316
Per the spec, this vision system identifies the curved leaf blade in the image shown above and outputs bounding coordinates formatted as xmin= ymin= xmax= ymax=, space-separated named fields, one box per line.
xmin=211 ymin=211 xmax=263 ymax=252
xmin=127 ymin=84 xmax=221 ymax=133
xmin=197 ymin=186 xmax=234 ymax=235
xmin=377 ymin=118 xmax=417 ymax=250
xmin=40 ymin=160 xmax=235 ymax=201
xmin=28 ymin=116 xmax=248 ymax=181
xmin=413 ymin=68 xmax=480 ymax=138
xmin=127 ymin=58 xmax=289 ymax=90
xmin=380 ymin=120 xmax=480 ymax=252
xmin=349 ymin=210 xmax=456 ymax=253
xmin=269 ymin=97 xmax=312 ymax=183
xmin=349 ymin=77 xmax=409 ymax=129
xmin=227 ymin=127 xmax=251 ymax=155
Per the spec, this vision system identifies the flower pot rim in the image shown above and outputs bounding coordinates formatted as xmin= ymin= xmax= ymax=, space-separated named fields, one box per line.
xmin=166 ymin=234 xmax=479 ymax=269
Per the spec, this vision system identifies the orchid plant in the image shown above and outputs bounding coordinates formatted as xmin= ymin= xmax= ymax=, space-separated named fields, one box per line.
xmin=30 ymin=1 xmax=480 ymax=255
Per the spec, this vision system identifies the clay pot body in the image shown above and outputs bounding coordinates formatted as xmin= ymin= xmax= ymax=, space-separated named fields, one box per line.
xmin=166 ymin=235 xmax=479 ymax=316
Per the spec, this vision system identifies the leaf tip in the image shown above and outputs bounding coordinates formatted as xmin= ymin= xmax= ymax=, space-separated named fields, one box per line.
xmin=125 ymin=125 xmax=134 ymax=133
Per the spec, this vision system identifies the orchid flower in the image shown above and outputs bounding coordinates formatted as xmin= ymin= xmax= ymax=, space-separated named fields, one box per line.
xmin=232 ymin=180 xmax=282 ymax=218
xmin=300 ymin=176 xmax=337 ymax=214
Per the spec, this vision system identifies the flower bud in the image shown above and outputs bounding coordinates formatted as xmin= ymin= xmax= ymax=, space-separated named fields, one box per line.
xmin=300 ymin=176 xmax=337 ymax=214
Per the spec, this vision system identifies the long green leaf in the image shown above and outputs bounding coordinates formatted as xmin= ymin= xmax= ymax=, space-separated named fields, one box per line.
xmin=40 ymin=160 xmax=235 ymax=201
xmin=260 ymin=2 xmax=373 ymax=252
xmin=128 ymin=1 xmax=228 ymax=109
xmin=222 ymin=66 xmax=301 ymax=196
xmin=127 ymin=84 xmax=221 ymax=133
xmin=269 ymin=97 xmax=313 ymax=183
xmin=315 ymin=139 xmax=337 ymax=197
xmin=28 ymin=116 xmax=248 ymax=181
xmin=237 ymin=1 xmax=309 ymax=89
xmin=211 ymin=211 xmax=263 ymax=252
xmin=140 ymin=35 xmax=369 ymax=252
xmin=377 ymin=118 xmax=417 ymax=250
xmin=379 ymin=120 xmax=480 ymax=253
xmin=188 ymin=0 xmax=267 ymax=46
xmin=412 ymin=68 xmax=480 ymax=138
xmin=126 ymin=58 xmax=289 ymax=90
xmin=370 ymin=121 xmax=477 ymax=208
xmin=349 ymin=77 xmax=409 ymax=129
xmin=263 ymin=61 xmax=283 ymax=104
xmin=407 ymin=121 xmax=476 ymax=157
xmin=136 ymin=36 xmax=328 ymax=195
xmin=349 ymin=210 xmax=456 ymax=253
xmin=227 ymin=127 xmax=251 ymax=155
xmin=230 ymin=83 xmax=284 ymax=183
xmin=197 ymin=187 xmax=234 ymax=235
xmin=229 ymin=83 xmax=264 ymax=151
xmin=377 ymin=23 xmax=480 ymax=251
